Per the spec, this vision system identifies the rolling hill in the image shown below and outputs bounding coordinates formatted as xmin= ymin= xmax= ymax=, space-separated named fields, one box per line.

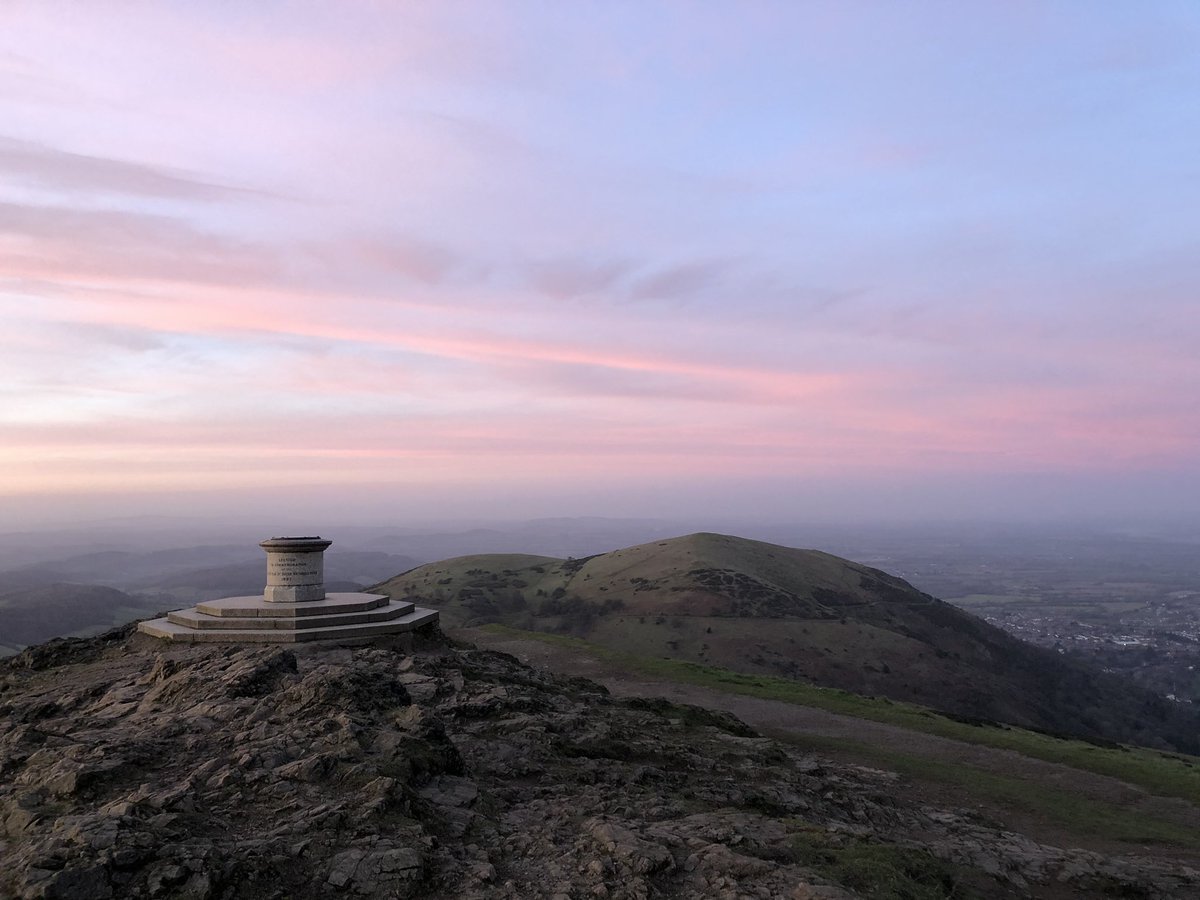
xmin=375 ymin=532 xmax=1200 ymax=753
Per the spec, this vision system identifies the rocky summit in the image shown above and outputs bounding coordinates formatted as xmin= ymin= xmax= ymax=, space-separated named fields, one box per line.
xmin=0 ymin=625 xmax=1196 ymax=900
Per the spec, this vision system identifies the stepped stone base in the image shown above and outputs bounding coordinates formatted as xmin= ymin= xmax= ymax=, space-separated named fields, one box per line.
xmin=138 ymin=592 xmax=438 ymax=644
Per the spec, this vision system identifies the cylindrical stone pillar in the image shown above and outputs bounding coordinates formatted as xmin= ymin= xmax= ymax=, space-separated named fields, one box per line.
xmin=259 ymin=536 xmax=332 ymax=603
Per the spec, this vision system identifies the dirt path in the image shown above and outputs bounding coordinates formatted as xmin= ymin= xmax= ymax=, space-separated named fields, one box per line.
xmin=458 ymin=626 xmax=1200 ymax=863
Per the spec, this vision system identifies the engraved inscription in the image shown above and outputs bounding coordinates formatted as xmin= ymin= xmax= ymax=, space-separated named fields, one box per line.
xmin=266 ymin=552 xmax=323 ymax=586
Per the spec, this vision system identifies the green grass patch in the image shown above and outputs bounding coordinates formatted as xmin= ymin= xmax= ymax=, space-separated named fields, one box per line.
xmin=775 ymin=732 xmax=1200 ymax=848
xmin=786 ymin=823 xmax=976 ymax=899
xmin=481 ymin=625 xmax=1200 ymax=808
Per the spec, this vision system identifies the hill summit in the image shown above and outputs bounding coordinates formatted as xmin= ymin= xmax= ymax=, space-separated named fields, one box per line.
xmin=2 ymin=624 xmax=1196 ymax=898
xmin=376 ymin=532 xmax=1200 ymax=753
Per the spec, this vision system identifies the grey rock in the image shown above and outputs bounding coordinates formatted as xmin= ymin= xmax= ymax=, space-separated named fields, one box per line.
xmin=0 ymin=632 xmax=1195 ymax=900
xmin=42 ymin=865 xmax=112 ymax=899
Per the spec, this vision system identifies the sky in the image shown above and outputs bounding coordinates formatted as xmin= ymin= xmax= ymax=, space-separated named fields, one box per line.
xmin=1 ymin=2 xmax=1199 ymax=530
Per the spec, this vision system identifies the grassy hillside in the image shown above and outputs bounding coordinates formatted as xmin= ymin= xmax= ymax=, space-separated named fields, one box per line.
xmin=481 ymin=624 xmax=1200 ymax=836
xmin=375 ymin=532 xmax=1200 ymax=754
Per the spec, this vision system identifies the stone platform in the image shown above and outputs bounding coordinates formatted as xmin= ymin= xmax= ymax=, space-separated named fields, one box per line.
xmin=138 ymin=592 xmax=439 ymax=644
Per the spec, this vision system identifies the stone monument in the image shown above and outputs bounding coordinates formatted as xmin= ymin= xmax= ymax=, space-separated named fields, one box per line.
xmin=138 ymin=536 xmax=437 ymax=644
xmin=261 ymin=536 xmax=332 ymax=602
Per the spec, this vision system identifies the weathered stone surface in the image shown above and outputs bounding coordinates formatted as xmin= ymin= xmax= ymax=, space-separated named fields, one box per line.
xmin=139 ymin=597 xmax=437 ymax=643
xmin=0 ymin=624 xmax=1196 ymax=899
xmin=260 ymin=536 xmax=332 ymax=603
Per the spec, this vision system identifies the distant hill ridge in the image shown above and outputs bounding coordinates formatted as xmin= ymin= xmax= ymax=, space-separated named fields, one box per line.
xmin=376 ymin=532 xmax=1200 ymax=753
xmin=0 ymin=583 xmax=161 ymax=654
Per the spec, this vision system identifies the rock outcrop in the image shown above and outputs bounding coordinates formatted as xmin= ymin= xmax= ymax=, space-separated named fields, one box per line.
xmin=0 ymin=624 xmax=1195 ymax=899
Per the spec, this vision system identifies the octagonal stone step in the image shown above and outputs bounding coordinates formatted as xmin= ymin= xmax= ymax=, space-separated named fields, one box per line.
xmin=195 ymin=592 xmax=391 ymax=618
xmin=168 ymin=599 xmax=416 ymax=630
xmin=139 ymin=607 xmax=439 ymax=643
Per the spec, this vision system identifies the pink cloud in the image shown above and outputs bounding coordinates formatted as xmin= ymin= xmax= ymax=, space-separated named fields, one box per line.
xmin=2 ymin=1 xmax=1197 ymax=522
xmin=0 ymin=202 xmax=280 ymax=286
xmin=6 ymin=250 xmax=1196 ymax=501
xmin=0 ymin=137 xmax=265 ymax=201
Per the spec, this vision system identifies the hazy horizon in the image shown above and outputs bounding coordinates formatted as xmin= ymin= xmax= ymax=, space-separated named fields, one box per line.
xmin=4 ymin=471 xmax=1200 ymax=536
xmin=3 ymin=3 xmax=1198 ymax=530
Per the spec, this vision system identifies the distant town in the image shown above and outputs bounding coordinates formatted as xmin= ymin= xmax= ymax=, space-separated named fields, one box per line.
xmin=834 ymin=525 xmax=1200 ymax=706
xmin=953 ymin=593 xmax=1199 ymax=704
